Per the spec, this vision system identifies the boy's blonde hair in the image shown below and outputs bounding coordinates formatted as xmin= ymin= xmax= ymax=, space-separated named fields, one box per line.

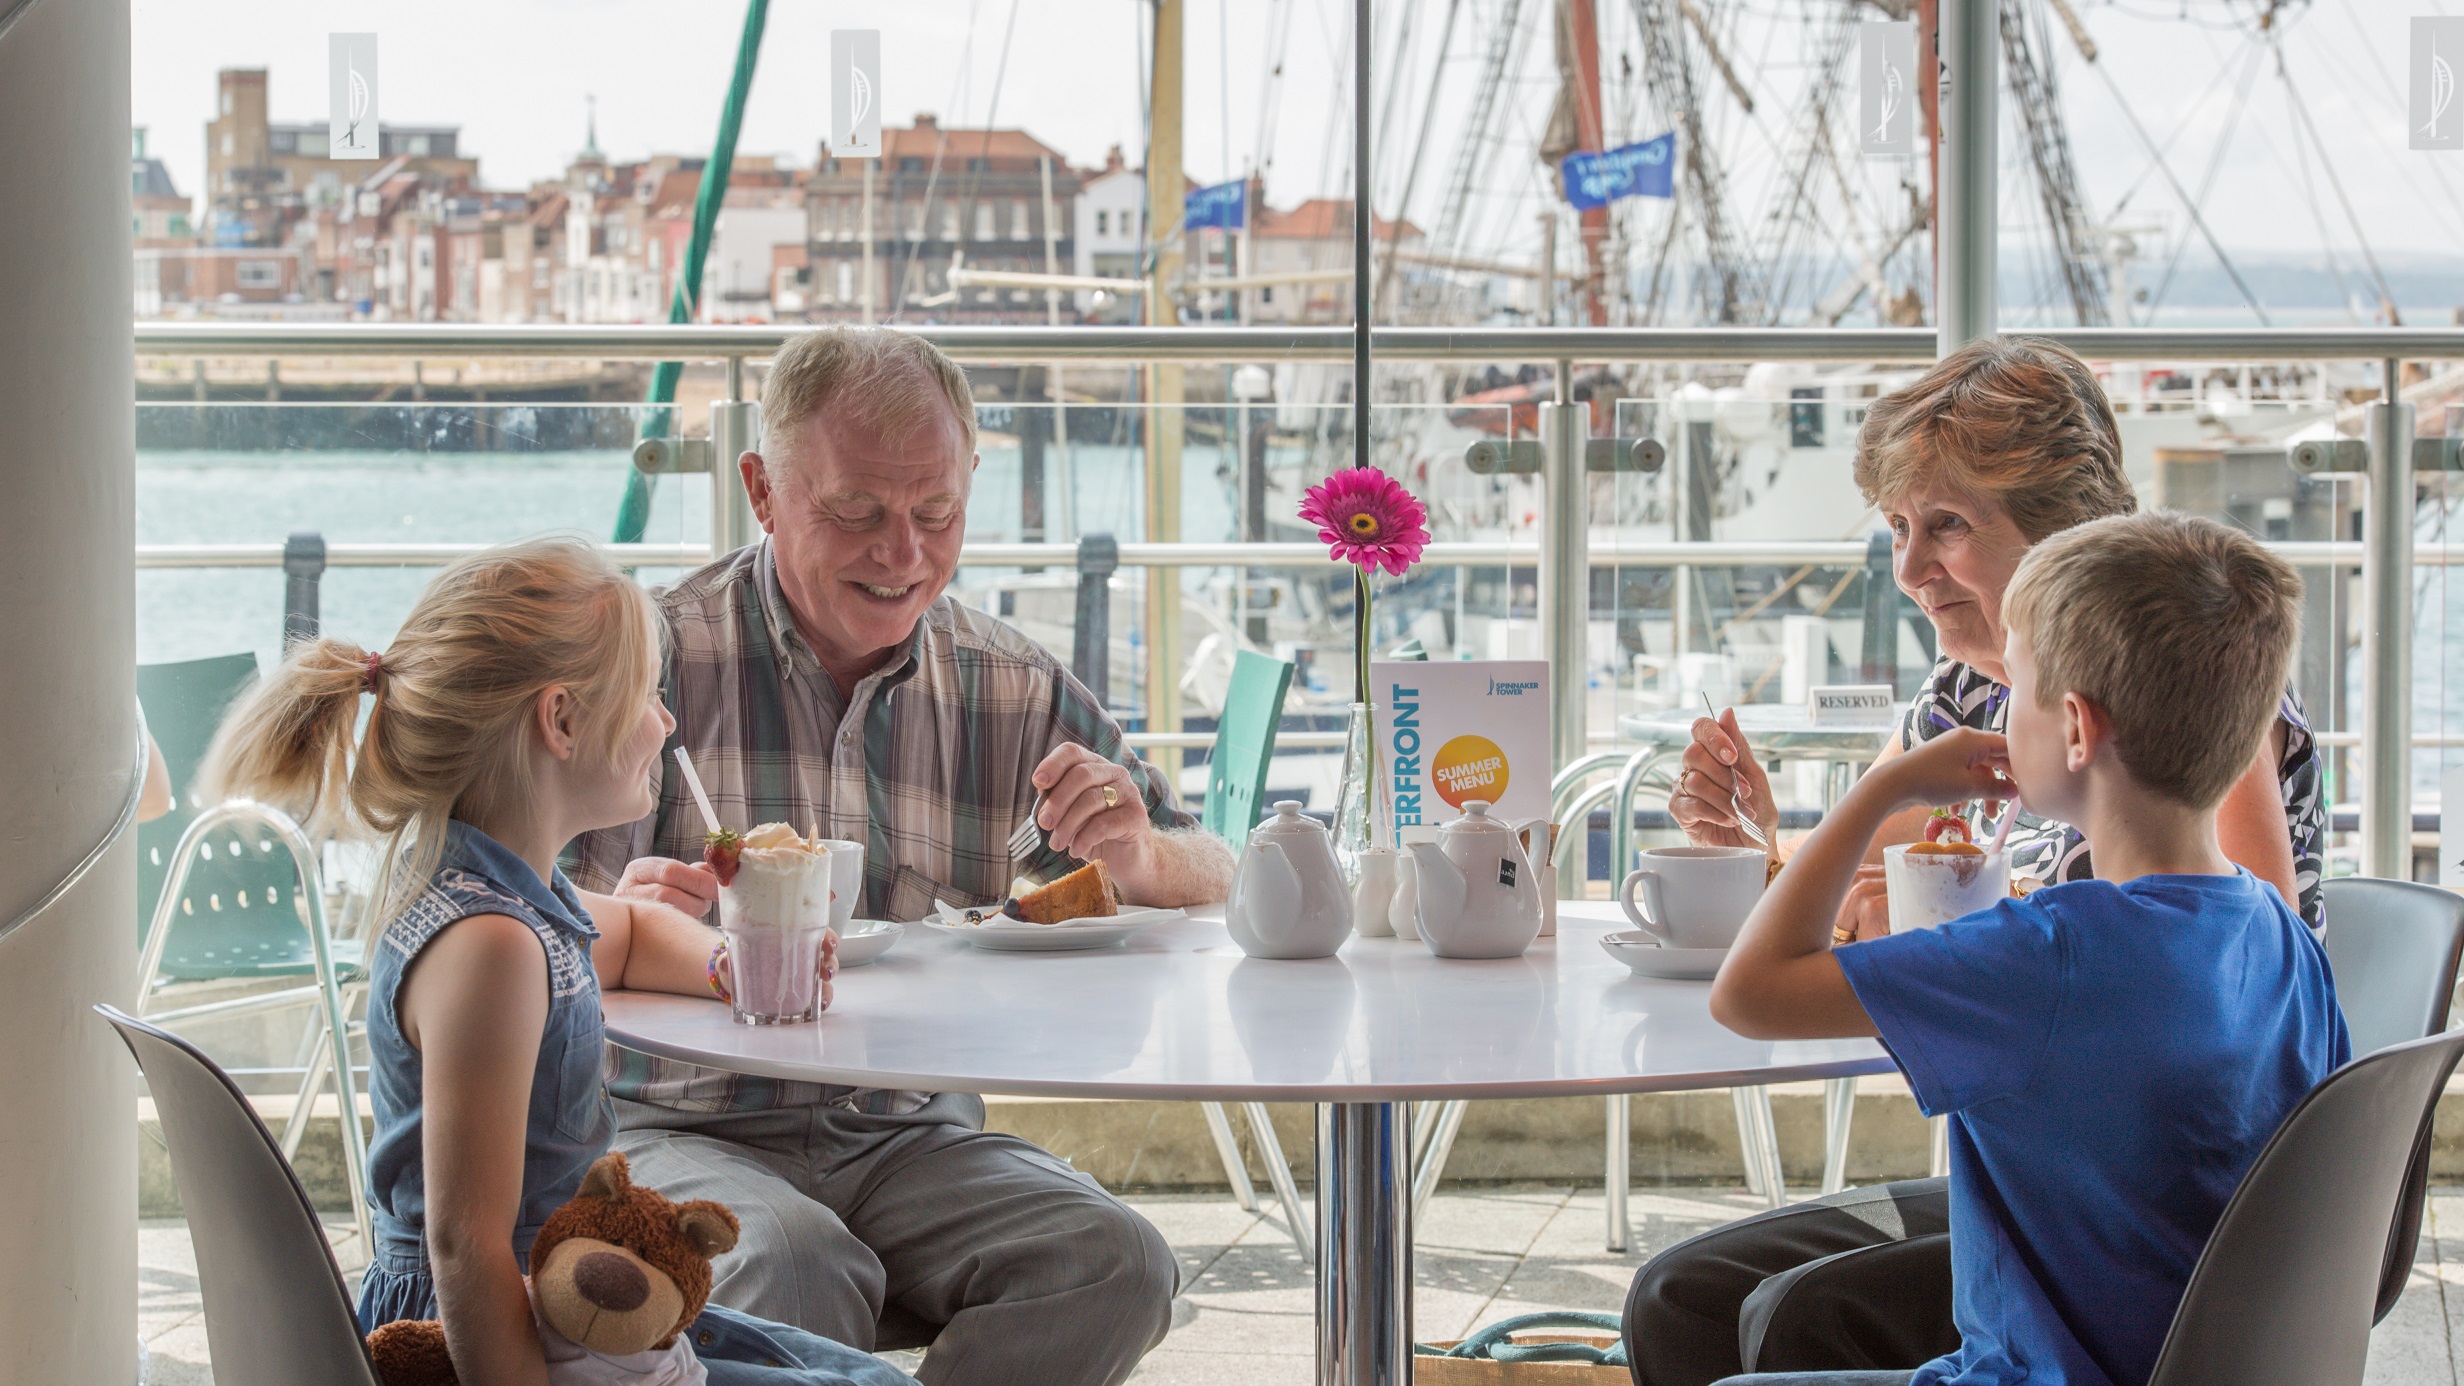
xmin=761 ymin=325 xmax=977 ymax=475
xmin=1853 ymin=336 xmax=2135 ymax=543
xmin=2002 ymin=511 xmax=2300 ymax=809
xmin=203 ymin=536 xmax=661 ymax=929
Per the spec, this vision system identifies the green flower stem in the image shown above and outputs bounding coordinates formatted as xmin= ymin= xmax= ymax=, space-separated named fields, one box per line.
xmin=1356 ymin=566 xmax=1381 ymax=848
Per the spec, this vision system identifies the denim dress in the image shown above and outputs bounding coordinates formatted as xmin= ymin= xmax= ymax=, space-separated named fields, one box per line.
xmin=354 ymin=821 xmax=910 ymax=1386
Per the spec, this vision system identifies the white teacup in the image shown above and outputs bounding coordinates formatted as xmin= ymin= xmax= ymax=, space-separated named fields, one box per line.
xmin=818 ymin=839 xmax=864 ymax=933
xmin=1619 ymin=846 xmax=1767 ymax=950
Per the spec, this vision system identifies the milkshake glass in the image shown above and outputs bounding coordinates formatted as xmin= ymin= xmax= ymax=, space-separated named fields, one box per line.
xmin=1882 ymin=844 xmax=2011 ymax=933
xmin=720 ymin=824 xmax=835 ymax=1024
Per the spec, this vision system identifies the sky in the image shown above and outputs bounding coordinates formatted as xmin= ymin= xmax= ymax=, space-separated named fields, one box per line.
xmin=129 ymin=0 xmax=2464 ymax=313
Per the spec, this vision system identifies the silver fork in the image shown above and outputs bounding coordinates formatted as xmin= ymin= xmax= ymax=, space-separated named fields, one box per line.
xmin=1006 ymin=797 xmax=1044 ymax=865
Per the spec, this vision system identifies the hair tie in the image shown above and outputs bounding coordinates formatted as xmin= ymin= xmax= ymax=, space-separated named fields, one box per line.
xmin=362 ymin=651 xmax=384 ymax=693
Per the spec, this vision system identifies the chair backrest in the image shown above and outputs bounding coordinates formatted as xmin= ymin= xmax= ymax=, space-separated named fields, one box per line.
xmin=97 ymin=1005 xmax=380 ymax=1386
xmin=2320 ymin=877 xmax=2464 ymax=1059
xmin=136 ymin=654 xmax=262 ymax=932
xmin=2318 ymin=875 xmax=2464 ymax=1323
xmin=1201 ymin=650 xmax=1295 ymax=847
xmin=2147 ymin=1028 xmax=2464 ymax=1386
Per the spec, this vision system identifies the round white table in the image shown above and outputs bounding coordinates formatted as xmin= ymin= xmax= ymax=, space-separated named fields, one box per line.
xmin=603 ymin=900 xmax=1893 ymax=1386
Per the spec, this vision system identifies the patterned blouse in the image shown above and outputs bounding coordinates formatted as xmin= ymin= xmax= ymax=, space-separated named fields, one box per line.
xmin=1900 ymin=658 xmax=2326 ymax=927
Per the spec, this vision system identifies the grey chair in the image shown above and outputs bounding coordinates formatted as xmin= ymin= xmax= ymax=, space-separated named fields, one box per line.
xmin=2322 ymin=876 xmax=2464 ymax=1058
xmin=99 ymin=1004 xmax=380 ymax=1386
xmin=2319 ymin=875 xmax=2464 ymax=1322
xmin=2147 ymin=1026 xmax=2464 ymax=1385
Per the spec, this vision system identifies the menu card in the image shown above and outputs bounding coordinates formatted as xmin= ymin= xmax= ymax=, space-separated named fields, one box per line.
xmin=1370 ymin=660 xmax=1553 ymax=837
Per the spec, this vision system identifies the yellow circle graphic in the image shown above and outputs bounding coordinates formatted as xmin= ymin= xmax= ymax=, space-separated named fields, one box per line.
xmin=1430 ymin=734 xmax=1510 ymax=810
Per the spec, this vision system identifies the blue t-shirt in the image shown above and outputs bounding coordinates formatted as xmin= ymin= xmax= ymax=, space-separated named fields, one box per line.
xmin=1836 ymin=870 xmax=2348 ymax=1386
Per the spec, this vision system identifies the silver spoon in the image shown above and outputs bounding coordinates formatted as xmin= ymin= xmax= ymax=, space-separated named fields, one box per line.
xmin=1699 ymin=693 xmax=1772 ymax=850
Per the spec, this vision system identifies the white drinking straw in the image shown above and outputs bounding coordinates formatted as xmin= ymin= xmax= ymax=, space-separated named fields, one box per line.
xmin=673 ymin=747 xmax=723 ymax=837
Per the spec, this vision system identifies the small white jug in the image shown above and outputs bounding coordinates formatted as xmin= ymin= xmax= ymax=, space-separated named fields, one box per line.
xmin=1225 ymin=802 xmax=1353 ymax=959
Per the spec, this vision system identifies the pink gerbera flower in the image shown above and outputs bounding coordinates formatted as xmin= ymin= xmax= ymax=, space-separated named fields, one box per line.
xmin=1298 ymin=467 xmax=1430 ymax=577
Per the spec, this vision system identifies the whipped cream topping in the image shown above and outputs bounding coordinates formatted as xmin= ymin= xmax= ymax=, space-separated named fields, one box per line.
xmin=722 ymin=822 xmax=834 ymax=929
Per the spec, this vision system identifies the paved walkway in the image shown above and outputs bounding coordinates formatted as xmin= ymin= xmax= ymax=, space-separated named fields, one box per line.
xmin=139 ymin=1184 xmax=2464 ymax=1383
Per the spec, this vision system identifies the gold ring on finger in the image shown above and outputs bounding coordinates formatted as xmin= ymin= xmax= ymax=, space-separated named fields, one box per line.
xmin=1103 ymin=783 xmax=1120 ymax=809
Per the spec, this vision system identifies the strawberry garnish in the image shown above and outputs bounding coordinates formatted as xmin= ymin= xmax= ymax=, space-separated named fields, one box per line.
xmin=1922 ymin=809 xmax=1970 ymax=846
xmin=703 ymin=828 xmax=743 ymax=887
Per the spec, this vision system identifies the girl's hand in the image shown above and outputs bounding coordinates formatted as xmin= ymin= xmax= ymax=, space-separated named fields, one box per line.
xmin=1669 ymin=708 xmax=1779 ymax=848
xmin=1872 ymin=727 xmax=2014 ymax=818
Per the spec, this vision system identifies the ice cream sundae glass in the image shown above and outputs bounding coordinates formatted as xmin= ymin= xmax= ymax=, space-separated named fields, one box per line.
xmin=1882 ymin=809 xmax=2012 ymax=933
xmin=707 ymin=823 xmax=836 ymax=1025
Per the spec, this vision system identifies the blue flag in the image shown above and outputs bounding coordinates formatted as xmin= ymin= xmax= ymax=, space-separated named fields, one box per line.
xmin=1560 ymin=133 xmax=1676 ymax=212
xmin=1184 ymin=179 xmax=1247 ymax=232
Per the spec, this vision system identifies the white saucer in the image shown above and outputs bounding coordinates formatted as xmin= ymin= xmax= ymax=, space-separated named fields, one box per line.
xmin=1599 ymin=930 xmax=1729 ymax=981
xmin=835 ymin=919 xmax=904 ymax=967
xmin=921 ymin=905 xmax=1184 ymax=952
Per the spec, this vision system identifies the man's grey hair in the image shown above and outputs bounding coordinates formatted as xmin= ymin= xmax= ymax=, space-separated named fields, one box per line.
xmin=760 ymin=326 xmax=978 ymax=480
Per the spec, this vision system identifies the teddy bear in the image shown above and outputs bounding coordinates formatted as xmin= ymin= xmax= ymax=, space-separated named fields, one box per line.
xmin=366 ymin=1151 xmax=742 ymax=1386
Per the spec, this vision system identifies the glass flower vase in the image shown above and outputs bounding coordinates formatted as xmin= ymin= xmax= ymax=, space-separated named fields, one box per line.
xmin=1330 ymin=701 xmax=1390 ymax=889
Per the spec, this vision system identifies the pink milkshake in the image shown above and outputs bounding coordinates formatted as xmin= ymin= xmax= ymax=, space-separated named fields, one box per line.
xmin=714 ymin=823 xmax=835 ymax=1025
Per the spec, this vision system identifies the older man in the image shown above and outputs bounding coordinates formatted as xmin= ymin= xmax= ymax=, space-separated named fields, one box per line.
xmin=568 ymin=326 xmax=1232 ymax=1385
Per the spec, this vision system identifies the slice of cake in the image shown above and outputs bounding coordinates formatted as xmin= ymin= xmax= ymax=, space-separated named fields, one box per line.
xmin=1006 ymin=860 xmax=1121 ymax=925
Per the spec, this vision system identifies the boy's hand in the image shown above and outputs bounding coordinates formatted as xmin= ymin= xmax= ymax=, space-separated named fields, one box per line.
xmin=1870 ymin=727 xmax=2015 ymax=818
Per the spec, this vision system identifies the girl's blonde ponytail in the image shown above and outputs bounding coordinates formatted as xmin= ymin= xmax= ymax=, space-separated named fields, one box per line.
xmin=200 ymin=637 xmax=379 ymax=830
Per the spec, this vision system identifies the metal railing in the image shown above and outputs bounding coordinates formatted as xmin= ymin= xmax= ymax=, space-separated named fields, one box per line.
xmin=133 ymin=321 xmax=2464 ymax=362
xmin=134 ymin=321 xmax=2464 ymax=874
xmin=132 ymin=538 xmax=2430 ymax=571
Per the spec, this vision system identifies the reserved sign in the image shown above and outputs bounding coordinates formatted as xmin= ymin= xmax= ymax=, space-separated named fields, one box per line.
xmin=1808 ymin=684 xmax=1895 ymax=725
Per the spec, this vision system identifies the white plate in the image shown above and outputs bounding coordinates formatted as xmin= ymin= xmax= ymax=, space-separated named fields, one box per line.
xmin=1598 ymin=931 xmax=1728 ymax=981
xmin=835 ymin=919 xmax=903 ymax=967
xmin=920 ymin=904 xmax=1184 ymax=952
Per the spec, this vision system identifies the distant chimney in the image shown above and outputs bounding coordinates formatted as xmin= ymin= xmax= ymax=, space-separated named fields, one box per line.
xmin=913 ymin=113 xmax=938 ymax=131
xmin=1104 ymin=144 xmax=1125 ymax=174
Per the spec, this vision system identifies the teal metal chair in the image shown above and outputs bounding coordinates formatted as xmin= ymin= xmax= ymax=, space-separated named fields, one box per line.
xmin=134 ymin=655 xmax=371 ymax=1251
xmin=1193 ymin=652 xmax=1314 ymax=1252
xmin=1200 ymin=650 xmax=1296 ymax=845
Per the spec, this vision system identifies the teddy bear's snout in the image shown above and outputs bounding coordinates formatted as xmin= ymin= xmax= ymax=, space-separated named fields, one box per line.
xmin=572 ymin=1250 xmax=651 ymax=1312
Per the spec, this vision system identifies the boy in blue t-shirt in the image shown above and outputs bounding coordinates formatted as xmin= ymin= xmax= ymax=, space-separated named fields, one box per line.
xmin=1707 ymin=511 xmax=2349 ymax=1386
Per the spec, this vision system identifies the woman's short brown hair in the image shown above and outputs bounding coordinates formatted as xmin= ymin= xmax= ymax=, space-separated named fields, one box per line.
xmin=1853 ymin=336 xmax=2135 ymax=543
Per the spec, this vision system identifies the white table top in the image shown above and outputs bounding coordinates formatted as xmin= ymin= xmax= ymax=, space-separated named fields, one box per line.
xmin=601 ymin=902 xmax=1894 ymax=1103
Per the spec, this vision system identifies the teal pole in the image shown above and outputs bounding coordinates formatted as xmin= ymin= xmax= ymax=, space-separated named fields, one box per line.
xmin=614 ymin=0 xmax=771 ymax=543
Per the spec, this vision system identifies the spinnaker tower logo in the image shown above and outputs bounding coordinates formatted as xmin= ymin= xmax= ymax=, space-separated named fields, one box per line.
xmin=1859 ymin=20 xmax=1916 ymax=158
xmin=2417 ymin=17 xmax=2464 ymax=152
xmin=328 ymin=34 xmax=379 ymax=161
xmin=833 ymin=30 xmax=883 ymax=159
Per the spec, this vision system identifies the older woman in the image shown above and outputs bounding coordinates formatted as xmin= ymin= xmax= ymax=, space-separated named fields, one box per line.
xmin=1669 ymin=336 xmax=2323 ymax=933
xmin=1622 ymin=339 xmax=2327 ymax=1386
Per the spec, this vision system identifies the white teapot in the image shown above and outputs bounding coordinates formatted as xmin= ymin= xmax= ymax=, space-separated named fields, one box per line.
xmin=1406 ymin=800 xmax=1547 ymax=959
xmin=1225 ymin=801 xmax=1353 ymax=959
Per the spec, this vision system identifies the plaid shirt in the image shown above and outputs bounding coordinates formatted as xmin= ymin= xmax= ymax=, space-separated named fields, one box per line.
xmin=566 ymin=540 xmax=1192 ymax=1115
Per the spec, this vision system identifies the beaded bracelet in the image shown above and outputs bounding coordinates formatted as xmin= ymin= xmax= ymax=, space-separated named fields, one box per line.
xmin=706 ymin=940 xmax=732 ymax=1003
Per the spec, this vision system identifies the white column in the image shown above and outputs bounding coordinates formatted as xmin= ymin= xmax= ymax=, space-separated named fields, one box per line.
xmin=0 ymin=0 xmax=139 ymax=1381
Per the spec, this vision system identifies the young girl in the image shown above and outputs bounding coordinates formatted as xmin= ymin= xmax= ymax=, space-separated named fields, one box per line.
xmin=206 ymin=538 xmax=906 ymax=1386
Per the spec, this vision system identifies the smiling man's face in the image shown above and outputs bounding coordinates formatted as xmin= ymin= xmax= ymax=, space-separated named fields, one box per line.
xmin=746 ymin=398 xmax=975 ymax=691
